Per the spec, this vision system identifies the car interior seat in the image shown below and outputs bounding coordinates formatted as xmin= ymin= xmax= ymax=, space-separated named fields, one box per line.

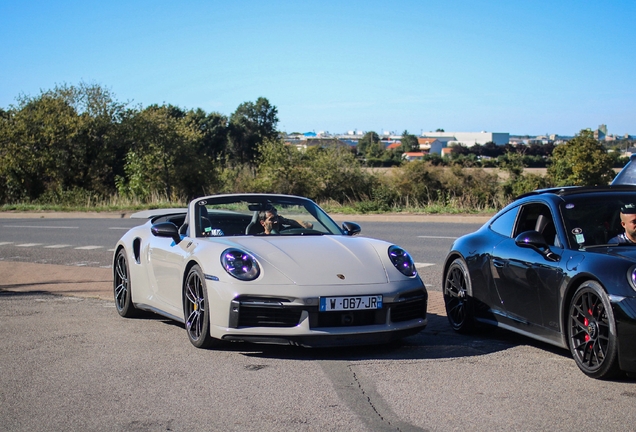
xmin=245 ymin=211 xmax=264 ymax=235
xmin=534 ymin=213 xmax=557 ymax=246
xmin=199 ymin=205 xmax=212 ymax=237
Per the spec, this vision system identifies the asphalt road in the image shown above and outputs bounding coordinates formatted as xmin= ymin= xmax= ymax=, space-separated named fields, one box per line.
xmin=2 ymin=216 xmax=636 ymax=431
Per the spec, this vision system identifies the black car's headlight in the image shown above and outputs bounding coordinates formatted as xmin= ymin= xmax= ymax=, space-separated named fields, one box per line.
xmin=221 ymin=248 xmax=260 ymax=281
xmin=388 ymin=245 xmax=417 ymax=277
xmin=628 ymin=265 xmax=636 ymax=292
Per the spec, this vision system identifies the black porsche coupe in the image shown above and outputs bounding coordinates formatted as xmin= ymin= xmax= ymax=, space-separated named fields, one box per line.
xmin=443 ymin=185 xmax=636 ymax=379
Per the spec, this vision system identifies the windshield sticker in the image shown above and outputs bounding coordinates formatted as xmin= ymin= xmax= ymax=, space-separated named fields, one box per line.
xmin=565 ymin=203 xmax=575 ymax=209
xmin=572 ymin=228 xmax=584 ymax=244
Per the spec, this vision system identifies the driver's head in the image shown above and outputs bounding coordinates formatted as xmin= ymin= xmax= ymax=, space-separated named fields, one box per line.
xmin=620 ymin=203 xmax=636 ymax=239
xmin=259 ymin=206 xmax=279 ymax=225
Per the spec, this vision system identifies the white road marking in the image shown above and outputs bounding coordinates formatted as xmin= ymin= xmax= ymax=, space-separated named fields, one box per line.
xmin=74 ymin=246 xmax=103 ymax=250
xmin=417 ymin=235 xmax=458 ymax=239
xmin=3 ymin=225 xmax=78 ymax=229
xmin=44 ymin=244 xmax=72 ymax=248
xmin=0 ymin=242 xmax=14 ymax=246
xmin=415 ymin=262 xmax=436 ymax=268
xmin=16 ymin=243 xmax=43 ymax=247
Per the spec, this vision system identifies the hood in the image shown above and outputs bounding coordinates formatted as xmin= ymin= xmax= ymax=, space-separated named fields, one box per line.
xmin=591 ymin=245 xmax=636 ymax=262
xmin=226 ymin=235 xmax=389 ymax=286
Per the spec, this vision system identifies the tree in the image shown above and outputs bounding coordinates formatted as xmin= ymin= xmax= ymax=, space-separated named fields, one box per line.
xmin=547 ymin=129 xmax=615 ymax=186
xmin=0 ymin=83 xmax=131 ymax=202
xmin=227 ymin=97 xmax=279 ymax=164
xmin=356 ymin=131 xmax=382 ymax=157
xmin=117 ymin=104 xmax=210 ymax=199
xmin=0 ymin=91 xmax=80 ymax=201
xmin=186 ymin=109 xmax=228 ymax=161
xmin=400 ymin=130 xmax=419 ymax=153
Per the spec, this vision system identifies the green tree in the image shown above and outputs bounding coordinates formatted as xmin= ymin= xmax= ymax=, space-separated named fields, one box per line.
xmin=228 ymin=97 xmax=279 ymax=164
xmin=252 ymin=139 xmax=314 ymax=197
xmin=547 ymin=129 xmax=615 ymax=186
xmin=356 ymin=131 xmax=383 ymax=158
xmin=0 ymin=91 xmax=80 ymax=201
xmin=400 ymin=130 xmax=419 ymax=153
xmin=0 ymin=83 xmax=131 ymax=202
xmin=117 ymin=105 xmax=210 ymax=200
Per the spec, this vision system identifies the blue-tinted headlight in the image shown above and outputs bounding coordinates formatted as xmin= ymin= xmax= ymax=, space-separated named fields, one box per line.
xmin=628 ymin=265 xmax=636 ymax=292
xmin=388 ymin=245 xmax=417 ymax=277
xmin=221 ymin=248 xmax=260 ymax=281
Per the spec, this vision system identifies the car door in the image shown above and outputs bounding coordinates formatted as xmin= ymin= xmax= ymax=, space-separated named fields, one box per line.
xmin=148 ymin=235 xmax=194 ymax=318
xmin=489 ymin=202 xmax=565 ymax=332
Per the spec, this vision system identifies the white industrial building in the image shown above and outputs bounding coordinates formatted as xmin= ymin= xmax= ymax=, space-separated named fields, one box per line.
xmin=420 ymin=131 xmax=509 ymax=147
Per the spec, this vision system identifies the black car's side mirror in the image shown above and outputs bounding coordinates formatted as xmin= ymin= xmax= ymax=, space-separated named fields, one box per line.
xmin=151 ymin=222 xmax=181 ymax=244
xmin=515 ymin=230 xmax=559 ymax=262
xmin=342 ymin=221 xmax=361 ymax=236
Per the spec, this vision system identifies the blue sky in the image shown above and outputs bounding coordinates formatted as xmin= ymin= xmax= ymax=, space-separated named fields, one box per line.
xmin=1 ymin=1 xmax=634 ymax=136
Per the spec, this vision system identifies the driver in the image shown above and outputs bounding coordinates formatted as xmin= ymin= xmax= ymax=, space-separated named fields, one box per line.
xmin=258 ymin=206 xmax=312 ymax=235
xmin=608 ymin=203 xmax=636 ymax=244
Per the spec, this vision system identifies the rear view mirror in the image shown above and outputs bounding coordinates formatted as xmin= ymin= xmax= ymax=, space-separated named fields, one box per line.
xmin=342 ymin=222 xmax=361 ymax=236
xmin=151 ymin=222 xmax=181 ymax=244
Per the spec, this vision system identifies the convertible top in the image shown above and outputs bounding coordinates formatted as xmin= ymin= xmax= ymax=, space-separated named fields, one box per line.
xmin=130 ymin=208 xmax=188 ymax=219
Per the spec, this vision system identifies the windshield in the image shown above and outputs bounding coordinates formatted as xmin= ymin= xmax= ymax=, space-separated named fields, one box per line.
xmin=611 ymin=156 xmax=636 ymax=185
xmin=560 ymin=192 xmax=636 ymax=248
xmin=192 ymin=195 xmax=343 ymax=238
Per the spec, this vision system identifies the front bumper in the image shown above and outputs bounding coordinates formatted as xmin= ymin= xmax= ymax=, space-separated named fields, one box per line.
xmin=211 ymin=287 xmax=428 ymax=347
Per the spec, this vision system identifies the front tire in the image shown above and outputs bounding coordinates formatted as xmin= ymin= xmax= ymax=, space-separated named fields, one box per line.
xmin=114 ymin=248 xmax=138 ymax=318
xmin=183 ymin=265 xmax=217 ymax=348
xmin=444 ymin=258 xmax=476 ymax=333
xmin=568 ymin=281 xmax=620 ymax=379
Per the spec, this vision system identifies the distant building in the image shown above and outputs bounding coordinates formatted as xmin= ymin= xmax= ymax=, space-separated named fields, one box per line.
xmin=420 ymin=131 xmax=509 ymax=147
xmin=402 ymin=152 xmax=426 ymax=161
xmin=418 ymin=138 xmax=445 ymax=154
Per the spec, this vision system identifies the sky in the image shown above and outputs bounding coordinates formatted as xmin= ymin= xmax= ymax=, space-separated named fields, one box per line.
xmin=1 ymin=0 xmax=634 ymax=136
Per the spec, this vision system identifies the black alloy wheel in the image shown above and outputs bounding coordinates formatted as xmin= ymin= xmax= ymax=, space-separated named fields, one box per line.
xmin=568 ymin=281 xmax=620 ymax=379
xmin=114 ymin=248 xmax=138 ymax=318
xmin=184 ymin=265 xmax=216 ymax=348
xmin=444 ymin=258 xmax=475 ymax=333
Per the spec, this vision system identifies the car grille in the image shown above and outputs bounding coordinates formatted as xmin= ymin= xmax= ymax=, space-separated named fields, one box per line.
xmin=390 ymin=290 xmax=428 ymax=323
xmin=310 ymin=309 xmax=386 ymax=328
xmin=230 ymin=297 xmax=302 ymax=328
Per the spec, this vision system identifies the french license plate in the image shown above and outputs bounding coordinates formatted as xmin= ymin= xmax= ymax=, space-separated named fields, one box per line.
xmin=319 ymin=295 xmax=382 ymax=312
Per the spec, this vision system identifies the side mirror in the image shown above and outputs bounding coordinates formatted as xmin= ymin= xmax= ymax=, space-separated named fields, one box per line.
xmin=342 ymin=221 xmax=361 ymax=236
xmin=515 ymin=230 xmax=559 ymax=262
xmin=151 ymin=222 xmax=181 ymax=244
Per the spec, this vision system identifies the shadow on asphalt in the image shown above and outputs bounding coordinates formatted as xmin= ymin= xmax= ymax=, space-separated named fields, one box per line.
xmin=5 ymin=291 xmax=634 ymax=381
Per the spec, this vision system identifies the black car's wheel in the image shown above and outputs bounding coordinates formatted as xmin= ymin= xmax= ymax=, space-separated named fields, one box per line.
xmin=568 ymin=281 xmax=620 ymax=379
xmin=444 ymin=258 xmax=475 ymax=333
xmin=113 ymin=248 xmax=138 ymax=318
xmin=184 ymin=265 xmax=217 ymax=348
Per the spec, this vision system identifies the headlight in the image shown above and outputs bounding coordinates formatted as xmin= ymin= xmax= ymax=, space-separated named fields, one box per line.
xmin=627 ymin=265 xmax=636 ymax=292
xmin=388 ymin=245 xmax=417 ymax=277
xmin=221 ymin=248 xmax=260 ymax=281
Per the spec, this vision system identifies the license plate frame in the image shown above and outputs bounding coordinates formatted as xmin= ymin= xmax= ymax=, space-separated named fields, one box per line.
xmin=319 ymin=295 xmax=383 ymax=312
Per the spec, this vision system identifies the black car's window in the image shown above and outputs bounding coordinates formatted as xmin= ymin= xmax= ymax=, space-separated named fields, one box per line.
xmin=489 ymin=206 xmax=519 ymax=237
xmin=514 ymin=203 xmax=558 ymax=247
xmin=560 ymin=194 xmax=634 ymax=248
